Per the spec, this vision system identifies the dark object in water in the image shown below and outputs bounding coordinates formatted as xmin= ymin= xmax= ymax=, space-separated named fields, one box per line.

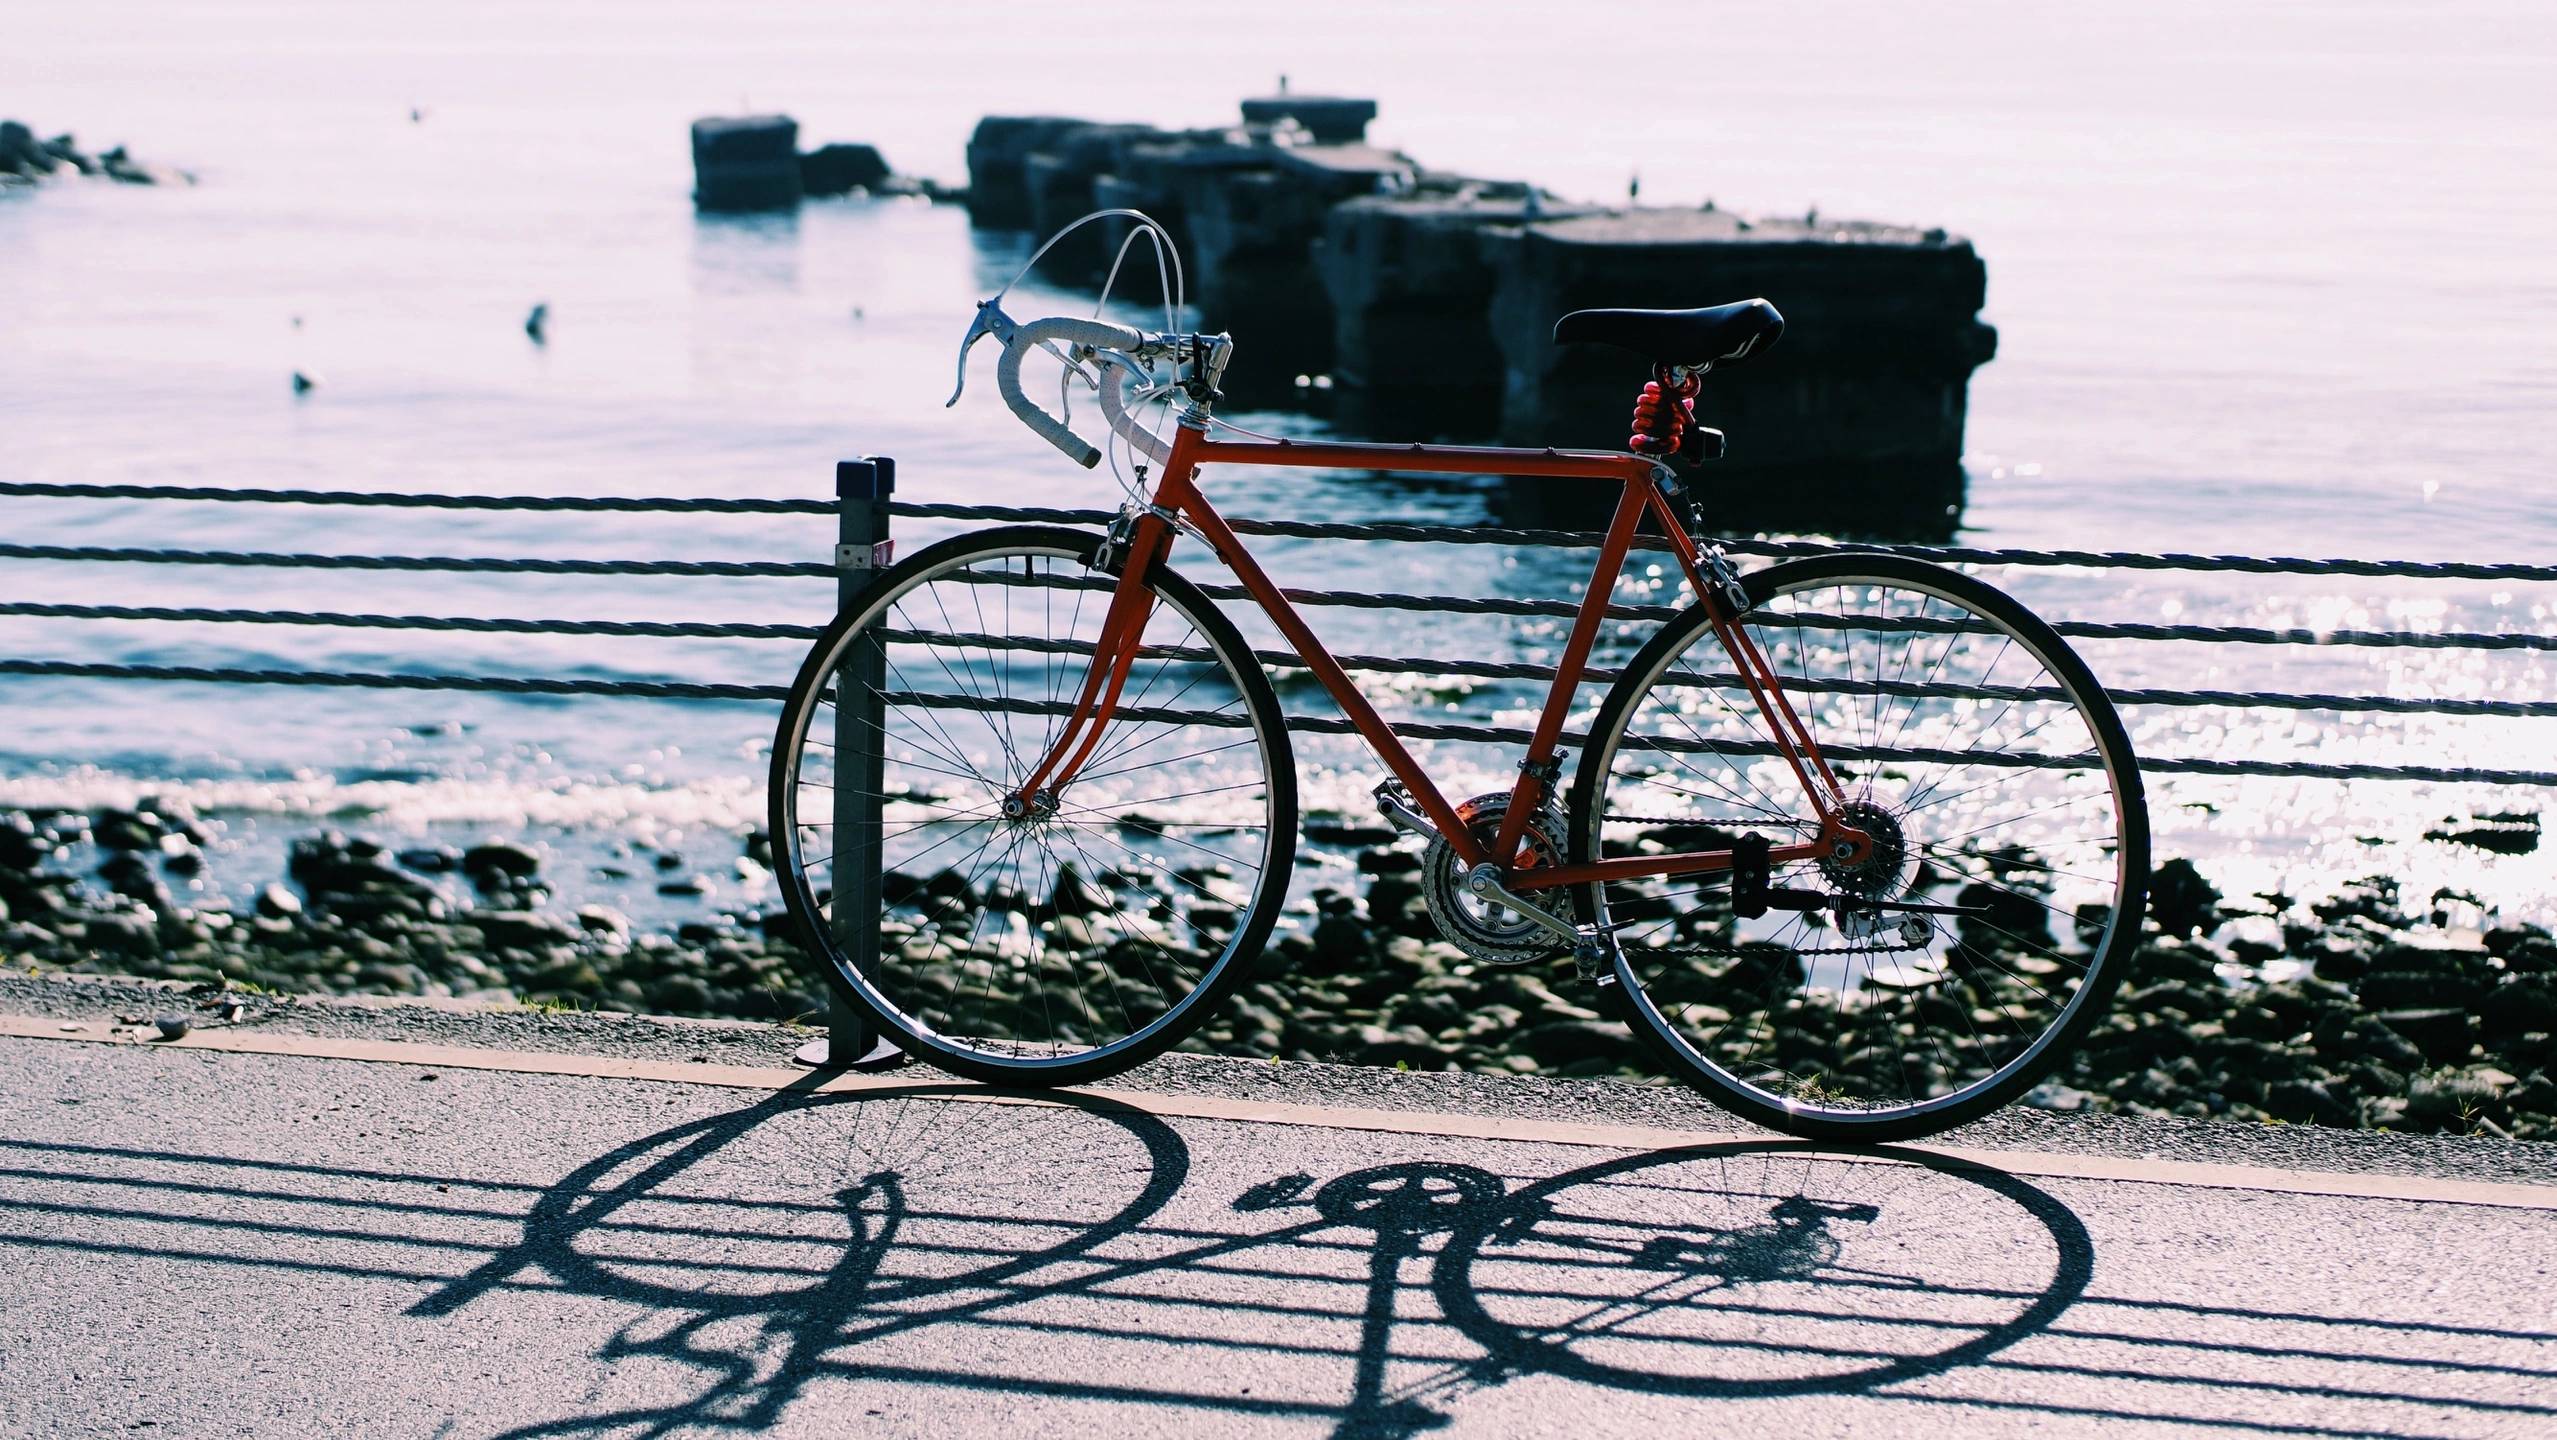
xmin=690 ymin=115 xmax=801 ymax=213
xmin=799 ymin=142 xmax=891 ymax=197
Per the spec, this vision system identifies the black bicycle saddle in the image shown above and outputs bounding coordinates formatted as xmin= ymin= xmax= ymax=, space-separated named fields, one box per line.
xmin=1552 ymin=299 xmax=1785 ymax=369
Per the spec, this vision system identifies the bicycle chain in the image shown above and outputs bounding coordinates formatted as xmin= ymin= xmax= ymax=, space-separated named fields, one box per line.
xmin=1595 ymin=815 xmax=1928 ymax=957
xmin=1621 ymin=938 xmax=1934 ymax=960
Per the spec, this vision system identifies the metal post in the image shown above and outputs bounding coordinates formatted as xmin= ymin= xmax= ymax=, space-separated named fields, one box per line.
xmin=793 ymin=456 xmax=910 ymax=1072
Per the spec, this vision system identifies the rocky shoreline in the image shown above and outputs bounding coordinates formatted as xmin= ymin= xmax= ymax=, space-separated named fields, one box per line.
xmin=1 ymin=119 xmax=191 ymax=189
xmin=4 ymin=801 xmax=2551 ymax=1140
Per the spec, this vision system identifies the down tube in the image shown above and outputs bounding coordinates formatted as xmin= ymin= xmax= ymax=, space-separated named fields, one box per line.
xmin=1168 ymin=482 xmax=1488 ymax=868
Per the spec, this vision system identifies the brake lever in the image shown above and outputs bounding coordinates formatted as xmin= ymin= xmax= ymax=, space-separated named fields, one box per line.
xmin=945 ymin=298 xmax=1021 ymax=407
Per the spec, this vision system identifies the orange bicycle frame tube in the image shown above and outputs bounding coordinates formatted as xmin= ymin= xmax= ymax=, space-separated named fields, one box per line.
xmin=1012 ymin=420 xmax=1854 ymax=889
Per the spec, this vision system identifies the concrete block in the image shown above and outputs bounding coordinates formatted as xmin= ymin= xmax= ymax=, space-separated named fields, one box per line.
xmin=964 ymin=116 xmax=1089 ymax=227
xmin=691 ymin=115 xmax=802 ymax=213
xmin=799 ymin=142 xmax=890 ymax=197
xmin=1239 ymin=94 xmax=1378 ymax=144
xmin=1485 ymin=208 xmax=1995 ymax=535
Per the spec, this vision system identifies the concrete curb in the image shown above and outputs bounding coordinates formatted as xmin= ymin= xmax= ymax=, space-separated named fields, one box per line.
xmin=11 ymin=1011 xmax=2554 ymax=1212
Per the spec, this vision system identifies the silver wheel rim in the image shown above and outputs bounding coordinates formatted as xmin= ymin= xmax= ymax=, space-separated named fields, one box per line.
xmin=776 ymin=538 xmax=1282 ymax=1073
xmin=1584 ymin=569 xmax=2138 ymax=1127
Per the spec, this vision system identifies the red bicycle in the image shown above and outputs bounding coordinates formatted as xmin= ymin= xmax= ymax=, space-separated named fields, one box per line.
xmin=773 ymin=218 xmax=2147 ymax=1140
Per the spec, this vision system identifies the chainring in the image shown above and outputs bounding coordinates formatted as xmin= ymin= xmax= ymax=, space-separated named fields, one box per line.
xmin=1421 ymin=793 xmax=1570 ymax=966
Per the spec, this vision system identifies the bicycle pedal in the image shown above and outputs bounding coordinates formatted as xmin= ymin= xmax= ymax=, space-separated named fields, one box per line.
xmin=1372 ymin=780 xmax=1433 ymax=839
xmin=1572 ymin=929 xmax=1623 ymax=987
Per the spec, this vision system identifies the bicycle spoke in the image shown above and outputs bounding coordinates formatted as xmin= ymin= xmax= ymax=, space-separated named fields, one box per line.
xmin=1588 ymin=562 xmax=2137 ymax=1135
xmin=774 ymin=534 xmax=1286 ymax=1079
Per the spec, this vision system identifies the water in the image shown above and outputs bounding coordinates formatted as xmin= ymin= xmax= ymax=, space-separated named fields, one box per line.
xmin=5 ymin=1 xmax=2556 ymax=932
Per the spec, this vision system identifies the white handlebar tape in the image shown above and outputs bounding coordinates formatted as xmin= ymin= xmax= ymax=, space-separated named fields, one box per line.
xmin=1097 ymin=359 xmax=1175 ymax=465
xmin=995 ymin=316 xmax=1149 ymax=469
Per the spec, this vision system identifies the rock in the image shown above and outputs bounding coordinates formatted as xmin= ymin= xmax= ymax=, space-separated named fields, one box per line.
xmin=2376 ymin=1008 xmax=2474 ymax=1067
xmin=2147 ymin=858 xmax=2221 ymax=938
xmin=1304 ymin=821 xmax=1399 ymax=846
xmin=255 ymin=883 xmax=303 ymax=919
xmin=158 ymin=833 xmax=203 ymax=875
xmin=2262 ymin=1077 xmax=2357 ymax=1127
xmin=2512 ymin=1072 xmax=2557 ymax=1118
xmin=152 ymin=1014 xmax=191 ymax=1040
xmin=42 ymin=134 xmax=100 ymax=176
xmin=1050 ymin=865 xmax=1112 ymax=917
xmin=575 ymin=904 xmax=630 ymax=937
xmin=468 ymin=909 xmax=580 ymax=952
xmin=1308 ymin=912 xmax=1377 ymax=973
xmin=461 ymin=841 xmax=542 ymax=882
xmin=1 ymin=121 xmax=57 ymax=176
xmin=398 ymin=845 xmax=461 ymax=873
xmin=1513 ymin=1019 xmax=1627 ymax=1068
xmin=97 ymin=851 xmax=174 ymax=913
xmin=100 ymin=146 xmax=192 ymax=186
xmin=2403 ymin=1076 xmax=2507 ymax=1134
xmin=75 ymin=908 xmax=160 ymax=958
xmin=798 ymin=142 xmax=891 ymax=197
xmin=93 ymin=808 xmax=161 ymax=852
xmin=2483 ymin=975 xmax=2557 ymax=1041
xmin=0 ymin=812 xmax=49 ymax=870
xmin=2312 ymin=875 xmax=2408 ymax=929
xmin=2357 ymin=967 xmax=2487 ymax=1014
xmin=2424 ymin=813 xmax=2540 ymax=855
xmin=1356 ymin=848 xmax=1421 ymax=876
xmin=2315 ymin=1013 xmax=2427 ymax=1073
xmin=142 ymin=805 xmax=204 ymax=842
xmin=690 ymin=114 xmax=801 ymax=213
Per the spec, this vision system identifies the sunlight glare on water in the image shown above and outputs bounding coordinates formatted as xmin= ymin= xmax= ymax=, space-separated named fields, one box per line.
xmin=3 ymin=1 xmax=2554 ymax=925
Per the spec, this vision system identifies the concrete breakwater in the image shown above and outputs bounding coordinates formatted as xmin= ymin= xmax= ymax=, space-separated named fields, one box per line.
xmin=964 ymin=95 xmax=1993 ymax=536
xmin=7 ymin=802 xmax=2553 ymax=1140
xmin=689 ymin=115 xmax=957 ymax=212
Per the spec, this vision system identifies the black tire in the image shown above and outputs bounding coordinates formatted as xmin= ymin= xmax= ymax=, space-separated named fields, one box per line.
xmin=1570 ymin=553 xmax=2149 ymax=1141
xmin=769 ymin=525 xmax=1297 ymax=1087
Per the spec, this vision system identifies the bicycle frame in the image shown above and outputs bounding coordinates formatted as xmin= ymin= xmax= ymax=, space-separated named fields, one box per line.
xmin=1010 ymin=421 xmax=1865 ymax=896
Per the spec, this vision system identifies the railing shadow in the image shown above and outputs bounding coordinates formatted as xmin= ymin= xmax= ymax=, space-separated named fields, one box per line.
xmin=5 ymin=1093 xmax=2552 ymax=1439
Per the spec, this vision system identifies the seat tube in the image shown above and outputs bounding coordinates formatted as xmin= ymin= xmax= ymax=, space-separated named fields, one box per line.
xmin=1492 ymin=476 xmax=1651 ymax=866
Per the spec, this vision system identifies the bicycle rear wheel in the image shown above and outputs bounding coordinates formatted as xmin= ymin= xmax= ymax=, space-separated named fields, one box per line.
xmin=1571 ymin=554 xmax=2147 ymax=1141
xmin=770 ymin=525 xmax=1296 ymax=1086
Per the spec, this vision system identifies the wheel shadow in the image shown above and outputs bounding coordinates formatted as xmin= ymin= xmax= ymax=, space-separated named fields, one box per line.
xmin=410 ymin=1083 xmax=1190 ymax=1438
xmin=1237 ymin=1143 xmax=2092 ymax=1438
xmin=15 ymin=1088 xmax=2548 ymax=1438
xmin=411 ymin=1091 xmax=2095 ymax=1439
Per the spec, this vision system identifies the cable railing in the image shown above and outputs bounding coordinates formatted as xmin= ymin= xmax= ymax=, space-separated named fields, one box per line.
xmin=4 ymin=472 xmax=2554 ymax=789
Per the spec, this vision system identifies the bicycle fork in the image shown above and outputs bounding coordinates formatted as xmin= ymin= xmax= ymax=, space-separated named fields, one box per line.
xmin=1006 ymin=508 xmax=1176 ymax=817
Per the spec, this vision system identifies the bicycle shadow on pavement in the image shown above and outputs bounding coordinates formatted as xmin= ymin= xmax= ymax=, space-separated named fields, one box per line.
xmin=401 ymin=1088 xmax=2100 ymax=1440
xmin=13 ymin=1078 xmax=2557 ymax=1437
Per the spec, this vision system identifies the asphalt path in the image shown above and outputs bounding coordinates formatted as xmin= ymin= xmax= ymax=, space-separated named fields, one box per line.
xmin=3 ymin=1031 xmax=2553 ymax=1439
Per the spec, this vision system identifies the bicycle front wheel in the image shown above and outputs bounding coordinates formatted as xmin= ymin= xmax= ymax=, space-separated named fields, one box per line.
xmin=1571 ymin=553 xmax=2148 ymax=1140
xmin=770 ymin=525 xmax=1296 ymax=1086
